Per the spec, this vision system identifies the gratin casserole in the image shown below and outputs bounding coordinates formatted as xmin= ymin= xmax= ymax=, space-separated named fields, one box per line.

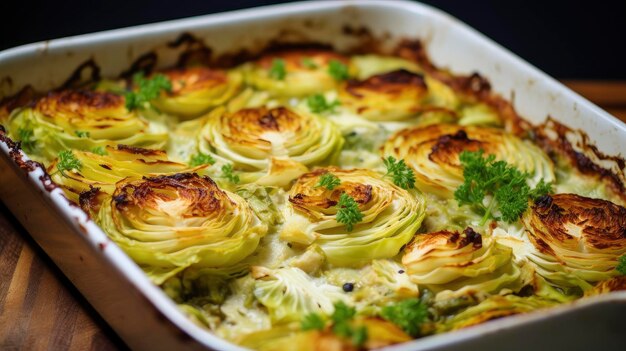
xmin=1 ymin=39 xmax=625 ymax=351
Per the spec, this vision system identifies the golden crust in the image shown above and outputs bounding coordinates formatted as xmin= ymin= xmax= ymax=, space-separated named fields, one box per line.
xmin=527 ymin=194 xmax=626 ymax=252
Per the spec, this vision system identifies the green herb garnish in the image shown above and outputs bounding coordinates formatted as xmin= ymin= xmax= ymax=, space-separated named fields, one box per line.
xmin=55 ymin=150 xmax=82 ymax=176
xmin=307 ymin=94 xmax=340 ymax=114
xmin=454 ymin=150 xmax=552 ymax=225
xmin=269 ymin=58 xmax=287 ymax=80
xmin=189 ymin=153 xmax=216 ymax=167
xmin=125 ymin=72 xmax=172 ymax=111
xmin=221 ymin=164 xmax=240 ymax=184
xmin=299 ymin=302 xmax=368 ymax=347
xmin=328 ymin=60 xmax=349 ymax=81
xmin=381 ymin=298 xmax=428 ymax=337
xmin=75 ymin=130 xmax=90 ymax=138
xmin=91 ymin=146 xmax=107 ymax=155
xmin=617 ymin=254 xmax=626 ymax=275
xmin=383 ymin=156 xmax=416 ymax=190
xmin=316 ymin=172 xmax=341 ymax=190
xmin=331 ymin=301 xmax=367 ymax=347
xmin=301 ymin=313 xmax=325 ymax=331
xmin=336 ymin=193 xmax=363 ymax=232
xmin=17 ymin=127 xmax=36 ymax=153
xmin=301 ymin=57 xmax=318 ymax=69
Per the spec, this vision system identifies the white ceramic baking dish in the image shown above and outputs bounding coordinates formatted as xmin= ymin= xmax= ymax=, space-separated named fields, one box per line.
xmin=1 ymin=1 xmax=625 ymax=350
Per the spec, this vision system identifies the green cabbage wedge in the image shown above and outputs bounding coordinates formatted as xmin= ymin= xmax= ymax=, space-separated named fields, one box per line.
xmin=281 ymin=168 xmax=427 ymax=266
xmin=382 ymin=124 xmax=555 ymax=198
xmin=90 ymin=173 xmax=267 ymax=284
xmin=437 ymin=295 xmax=558 ymax=332
xmin=198 ymin=106 xmax=343 ymax=186
xmin=241 ymin=49 xmax=355 ymax=97
xmin=49 ymin=145 xmax=200 ymax=202
xmin=151 ymin=66 xmax=242 ymax=119
xmin=251 ymin=266 xmax=347 ymax=323
xmin=8 ymin=90 xmax=168 ymax=161
xmin=518 ymin=194 xmax=626 ymax=290
xmin=402 ymin=228 xmax=527 ymax=301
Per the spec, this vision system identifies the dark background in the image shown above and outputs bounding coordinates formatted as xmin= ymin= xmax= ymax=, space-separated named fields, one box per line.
xmin=1 ymin=0 xmax=625 ymax=79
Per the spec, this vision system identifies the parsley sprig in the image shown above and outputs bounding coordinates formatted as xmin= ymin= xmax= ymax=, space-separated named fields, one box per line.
xmin=125 ymin=72 xmax=172 ymax=111
xmin=454 ymin=150 xmax=552 ymax=225
xmin=75 ymin=130 xmax=90 ymax=138
xmin=54 ymin=150 xmax=82 ymax=176
xmin=336 ymin=193 xmax=363 ymax=232
xmin=301 ymin=302 xmax=367 ymax=347
xmin=616 ymin=254 xmax=626 ymax=275
xmin=221 ymin=164 xmax=240 ymax=184
xmin=381 ymin=298 xmax=428 ymax=337
xmin=189 ymin=153 xmax=216 ymax=167
xmin=328 ymin=60 xmax=349 ymax=80
xmin=301 ymin=313 xmax=325 ymax=331
xmin=383 ymin=156 xmax=416 ymax=189
xmin=307 ymin=94 xmax=340 ymax=114
xmin=316 ymin=172 xmax=341 ymax=190
xmin=269 ymin=58 xmax=286 ymax=80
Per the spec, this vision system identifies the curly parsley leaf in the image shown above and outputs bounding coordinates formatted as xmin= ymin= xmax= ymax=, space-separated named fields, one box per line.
xmin=336 ymin=193 xmax=363 ymax=232
xmin=56 ymin=150 xmax=82 ymax=175
xmin=301 ymin=313 xmax=325 ymax=331
xmin=351 ymin=325 xmax=368 ymax=348
xmin=316 ymin=172 xmax=341 ymax=190
xmin=17 ymin=127 xmax=36 ymax=153
xmin=307 ymin=94 xmax=340 ymax=114
xmin=330 ymin=301 xmax=368 ymax=347
xmin=269 ymin=58 xmax=287 ymax=80
xmin=221 ymin=164 xmax=240 ymax=184
xmin=125 ymin=72 xmax=172 ymax=111
xmin=91 ymin=146 xmax=107 ymax=155
xmin=328 ymin=60 xmax=349 ymax=81
xmin=617 ymin=254 xmax=626 ymax=275
xmin=454 ymin=150 xmax=552 ymax=225
xmin=381 ymin=298 xmax=428 ymax=337
xmin=383 ymin=156 xmax=416 ymax=189
xmin=189 ymin=153 xmax=216 ymax=167
xmin=75 ymin=130 xmax=90 ymax=138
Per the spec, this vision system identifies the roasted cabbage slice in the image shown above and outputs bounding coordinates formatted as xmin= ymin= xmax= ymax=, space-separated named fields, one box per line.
xmin=238 ymin=318 xmax=411 ymax=351
xmin=151 ymin=66 xmax=242 ymax=119
xmin=338 ymin=69 xmax=429 ymax=121
xmin=402 ymin=228 xmax=526 ymax=300
xmin=8 ymin=90 xmax=168 ymax=161
xmin=382 ymin=124 xmax=555 ymax=198
xmin=242 ymin=49 xmax=355 ymax=97
xmin=281 ymin=168 xmax=426 ymax=266
xmin=198 ymin=106 xmax=343 ymax=186
xmin=48 ymin=145 xmax=197 ymax=202
xmin=251 ymin=266 xmax=347 ymax=323
xmin=519 ymin=194 xmax=626 ymax=290
xmin=87 ymin=173 xmax=267 ymax=284
xmin=437 ymin=295 xmax=558 ymax=332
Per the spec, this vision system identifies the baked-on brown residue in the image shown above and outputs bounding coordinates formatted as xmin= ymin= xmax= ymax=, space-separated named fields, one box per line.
xmin=58 ymin=59 xmax=101 ymax=91
xmin=393 ymin=39 xmax=528 ymax=135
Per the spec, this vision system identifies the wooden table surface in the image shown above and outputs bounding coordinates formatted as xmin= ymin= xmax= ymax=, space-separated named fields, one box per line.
xmin=0 ymin=81 xmax=625 ymax=351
